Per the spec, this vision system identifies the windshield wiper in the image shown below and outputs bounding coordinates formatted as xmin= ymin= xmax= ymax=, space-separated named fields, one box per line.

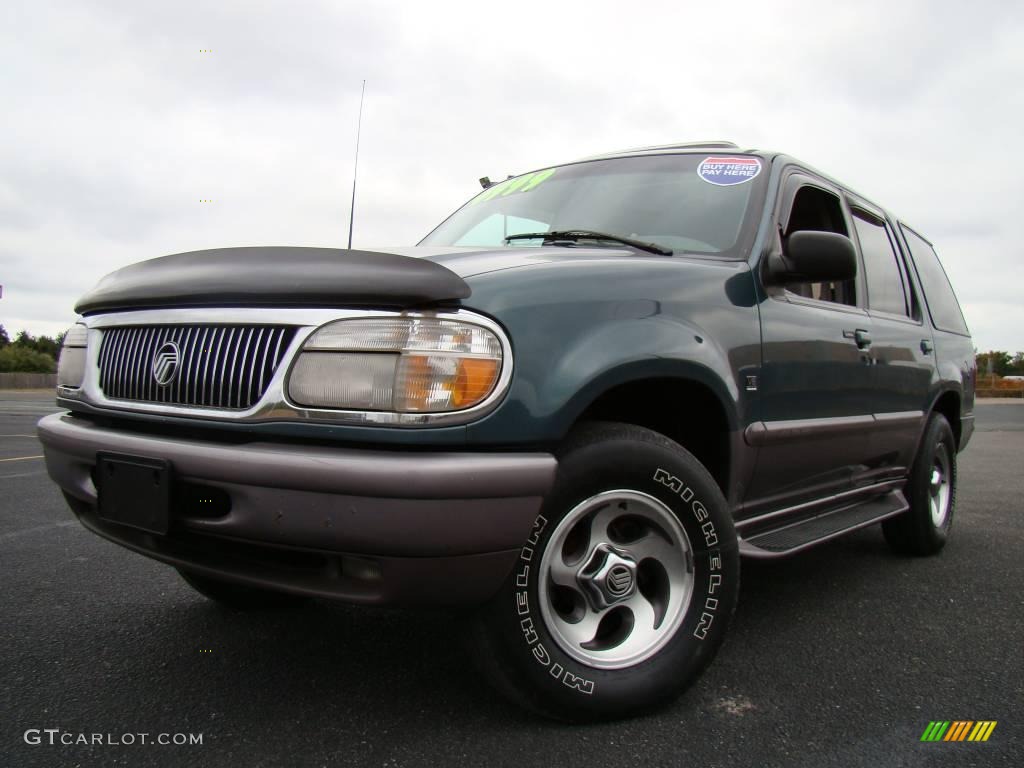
xmin=504 ymin=229 xmax=673 ymax=256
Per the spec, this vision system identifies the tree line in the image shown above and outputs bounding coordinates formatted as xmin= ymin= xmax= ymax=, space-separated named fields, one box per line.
xmin=976 ymin=351 xmax=1024 ymax=377
xmin=0 ymin=325 xmax=67 ymax=373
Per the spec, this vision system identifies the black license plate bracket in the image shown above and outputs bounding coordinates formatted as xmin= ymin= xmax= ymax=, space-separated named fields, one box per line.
xmin=96 ymin=453 xmax=172 ymax=535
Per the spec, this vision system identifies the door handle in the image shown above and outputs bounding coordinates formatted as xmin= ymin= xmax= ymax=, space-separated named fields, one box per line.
xmin=920 ymin=339 xmax=934 ymax=354
xmin=844 ymin=329 xmax=872 ymax=349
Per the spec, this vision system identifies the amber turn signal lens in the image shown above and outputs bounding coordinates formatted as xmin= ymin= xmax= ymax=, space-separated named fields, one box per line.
xmin=393 ymin=354 xmax=501 ymax=412
xmin=452 ymin=358 xmax=500 ymax=408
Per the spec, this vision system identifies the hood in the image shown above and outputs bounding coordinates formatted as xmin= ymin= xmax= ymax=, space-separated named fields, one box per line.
xmin=75 ymin=246 xmax=472 ymax=315
xmin=74 ymin=244 xmax=650 ymax=315
xmin=387 ymin=245 xmax=640 ymax=278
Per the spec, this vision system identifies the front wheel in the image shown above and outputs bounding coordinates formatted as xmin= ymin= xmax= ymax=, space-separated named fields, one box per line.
xmin=469 ymin=422 xmax=739 ymax=721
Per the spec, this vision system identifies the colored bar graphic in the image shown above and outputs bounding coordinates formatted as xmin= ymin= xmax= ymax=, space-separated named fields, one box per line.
xmin=944 ymin=721 xmax=972 ymax=741
xmin=920 ymin=721 xmax=950 ymax=741
xmin=921 ymin=720 xmax=996 ymax=742
xmin=969 ymin=721 xmax=998 ymax=741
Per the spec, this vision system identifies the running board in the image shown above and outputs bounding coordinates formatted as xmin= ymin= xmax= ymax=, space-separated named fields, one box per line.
xmin=738 ymin=490 xmax=908 ymax=559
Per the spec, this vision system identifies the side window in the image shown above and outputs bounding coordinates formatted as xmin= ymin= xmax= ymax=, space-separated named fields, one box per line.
xmin=901 ymin=226 xmax=970 ymax=335
xmin=783 ymin=185 xmax=855 ymax=306
xmin=852 ymin=210 xmax=908 ymax=316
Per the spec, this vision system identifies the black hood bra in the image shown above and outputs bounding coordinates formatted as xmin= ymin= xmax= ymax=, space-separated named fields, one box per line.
xmin=75 ymin=246 xmax=471 ymax=315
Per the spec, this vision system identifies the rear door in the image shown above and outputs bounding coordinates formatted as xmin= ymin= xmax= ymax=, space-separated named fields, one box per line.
xmin=846 ymin=198 xmax=935 ymax=481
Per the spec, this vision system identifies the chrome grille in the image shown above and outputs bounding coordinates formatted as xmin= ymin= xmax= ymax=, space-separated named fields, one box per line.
xmin=97 ymin=325 xmax=296 ymax=409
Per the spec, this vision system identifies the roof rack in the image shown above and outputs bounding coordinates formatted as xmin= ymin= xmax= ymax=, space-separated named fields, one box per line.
xmin=635 ymin=140 xmax=740 ymax=151
xmin=575 ymin=141 xmax=743 ymax=163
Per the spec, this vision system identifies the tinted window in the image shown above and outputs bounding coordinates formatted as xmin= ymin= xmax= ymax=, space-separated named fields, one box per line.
xmin=853 ymin=211 xmax=907 ymax=316
xmin=901 ymin=226 xmax=969 ymax=335
xmin=421 ymin=154 xmax=766 ymax=258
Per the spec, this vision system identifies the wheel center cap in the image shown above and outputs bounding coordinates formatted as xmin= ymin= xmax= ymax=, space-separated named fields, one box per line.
xmin=577 ymin=543 xmax=637 ymax=610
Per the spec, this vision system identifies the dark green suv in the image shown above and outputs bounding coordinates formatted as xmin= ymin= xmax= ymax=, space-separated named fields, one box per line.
xmin=39 ymin=141 xmax=975 ymax=720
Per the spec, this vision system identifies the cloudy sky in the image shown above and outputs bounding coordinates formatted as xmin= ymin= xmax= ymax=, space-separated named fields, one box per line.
xmin=2 ymin=0 xmax=1021 ymax=351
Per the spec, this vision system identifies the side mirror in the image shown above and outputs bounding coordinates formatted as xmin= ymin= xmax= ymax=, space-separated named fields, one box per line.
xmin=769 ymin=230 xmax=858 ymax=283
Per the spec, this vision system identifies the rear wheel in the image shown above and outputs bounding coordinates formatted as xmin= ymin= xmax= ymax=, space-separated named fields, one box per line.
xmin=470 ymin=422 xmax=739 ymax=721
xmin=883 ymin=412 xmax=957 ymax=556
xmin=178 ymin=569 xmax=309 ymax=610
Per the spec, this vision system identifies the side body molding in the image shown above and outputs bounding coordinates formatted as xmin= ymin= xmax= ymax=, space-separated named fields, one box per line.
xmin=744 ymin=411 xmax=924 ymax=446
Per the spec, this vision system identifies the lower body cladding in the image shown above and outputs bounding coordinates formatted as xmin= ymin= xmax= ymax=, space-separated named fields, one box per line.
xmin=36 ymin=413 xmax=557 ymax=605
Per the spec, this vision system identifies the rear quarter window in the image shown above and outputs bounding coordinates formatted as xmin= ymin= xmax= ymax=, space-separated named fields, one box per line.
xmin=901 ymin=225 xmax=969 ymax=335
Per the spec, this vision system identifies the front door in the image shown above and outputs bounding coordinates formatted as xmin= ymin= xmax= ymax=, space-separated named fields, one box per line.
xmin=744 ymin=171 xmax=876 ymax=516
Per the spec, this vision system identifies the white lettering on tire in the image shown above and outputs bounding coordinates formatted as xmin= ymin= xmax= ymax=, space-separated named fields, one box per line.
xmin=515 ymin=514 xmax=596 ymax=695
xmin=654 ymin=468 xmax=724 ymax=640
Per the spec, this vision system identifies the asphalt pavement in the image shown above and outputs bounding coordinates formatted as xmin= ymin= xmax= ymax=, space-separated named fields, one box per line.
xmin=1 ymin=392 xmax=1020 ymax=767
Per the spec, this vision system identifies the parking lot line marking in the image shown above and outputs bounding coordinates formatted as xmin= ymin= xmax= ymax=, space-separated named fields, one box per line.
xmin=0 ymin=455 xmax=43 ymax=463
xmin=0 ymin=434 xmax=39 ymax=438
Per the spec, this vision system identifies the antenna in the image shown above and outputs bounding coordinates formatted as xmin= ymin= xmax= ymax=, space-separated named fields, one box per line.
xmin=347 ymin=79 xmax=366 ymax=250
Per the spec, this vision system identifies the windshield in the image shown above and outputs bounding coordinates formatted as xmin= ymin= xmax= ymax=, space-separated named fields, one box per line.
xmin=420 ymin=153 xmax=767 ymax=257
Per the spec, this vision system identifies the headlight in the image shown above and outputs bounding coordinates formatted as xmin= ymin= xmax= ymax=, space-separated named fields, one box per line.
xmin=57 ymin=324 xmax=89 ymax=389
xmin=287 ymin=316 xmax=507 ymax=416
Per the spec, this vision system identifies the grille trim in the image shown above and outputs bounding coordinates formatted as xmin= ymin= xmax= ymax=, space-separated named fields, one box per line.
xmin=98 ymin=325 xmax=296 ymax=410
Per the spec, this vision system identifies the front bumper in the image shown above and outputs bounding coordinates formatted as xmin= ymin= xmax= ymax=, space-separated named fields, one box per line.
xmin=37 ymin=413 xmax=556 ymax=605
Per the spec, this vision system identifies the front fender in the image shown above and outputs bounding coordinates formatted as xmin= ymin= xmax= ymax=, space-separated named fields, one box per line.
xmin=463 ymin=258 xmax=759 ymax=445
xmin=548 ymin=316 xmax=740 ymax=434
xmin=460 ymin=272 xmax=757 ymax=444
xmin=468 ymin=316 xmax=744 ymax=445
